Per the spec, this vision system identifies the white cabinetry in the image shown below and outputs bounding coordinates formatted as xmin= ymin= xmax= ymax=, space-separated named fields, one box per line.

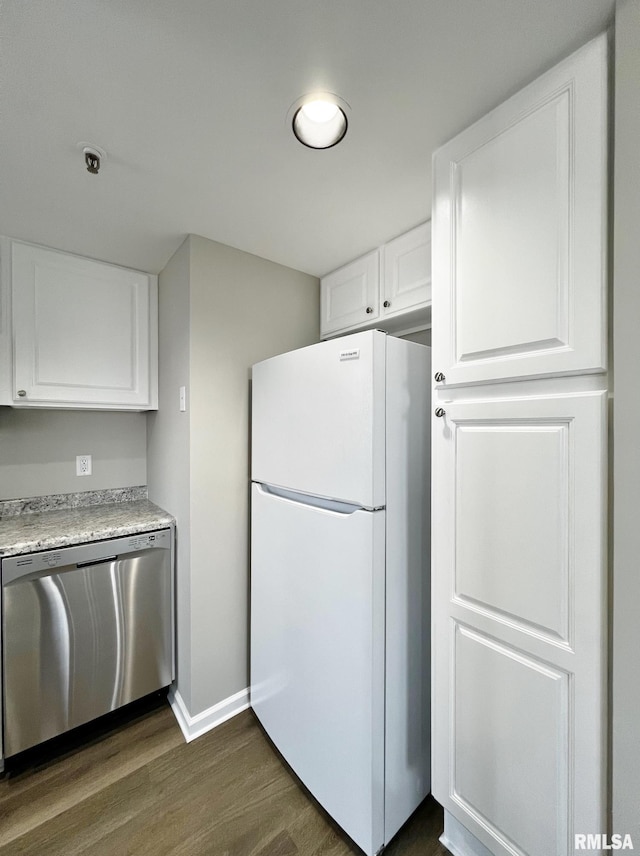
xmin=432 ymin=386 xmax=607 ymax=856
xmin=320 ymin=250 xmax=379 ymax=338
xmin=0 ymin=239 xmax=157 ymax=410
xmin=321 ymin=222 xmax=430 ymax=339
xmin=432 ymin=38 xmax=606 ymax=389
xmin=431 ymin=34 xmax=608 ymax=856
xmin=381 ymin=222 xmax=431 ymax=320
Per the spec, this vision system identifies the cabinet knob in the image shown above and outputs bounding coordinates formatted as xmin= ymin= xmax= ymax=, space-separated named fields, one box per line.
xmin=366 ymin=306 xmax=374 ymax=314
xmin=434 ymin=372 xmax=446 ymax=383
xmin=17 ymin=389 xmax=26 ymax=397
xmin=383 ymin=300 xmax=391 ymax=308
xmin=434 ymin=407 xmax=446 ymax=418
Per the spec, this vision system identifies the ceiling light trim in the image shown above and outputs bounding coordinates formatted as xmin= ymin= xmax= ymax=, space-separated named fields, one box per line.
xmin=287 ymin=92 xmax=351 ymax=150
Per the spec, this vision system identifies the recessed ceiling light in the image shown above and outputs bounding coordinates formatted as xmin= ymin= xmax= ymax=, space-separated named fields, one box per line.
xmin=291 ymin=94 xmax=349 ymax=149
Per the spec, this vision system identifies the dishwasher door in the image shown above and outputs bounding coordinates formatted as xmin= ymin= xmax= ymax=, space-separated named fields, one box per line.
xmin=2 ymin=528 xmax=174 ymax=757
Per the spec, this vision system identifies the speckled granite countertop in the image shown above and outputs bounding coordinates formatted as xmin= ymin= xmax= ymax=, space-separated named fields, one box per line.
xmin=0 ymin=487 xmax=174 ymax=557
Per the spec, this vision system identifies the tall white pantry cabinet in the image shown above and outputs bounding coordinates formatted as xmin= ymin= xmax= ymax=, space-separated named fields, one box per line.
xmin=431 ymin=34 xmax=608 ymax=856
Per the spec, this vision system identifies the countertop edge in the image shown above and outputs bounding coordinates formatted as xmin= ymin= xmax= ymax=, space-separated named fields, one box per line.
xmin=0 ymin=500 xmax=175 ymax=558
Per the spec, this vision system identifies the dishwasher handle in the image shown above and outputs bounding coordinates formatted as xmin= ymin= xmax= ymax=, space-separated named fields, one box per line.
xmin=76 ymin=555 xmax=118 ymax=568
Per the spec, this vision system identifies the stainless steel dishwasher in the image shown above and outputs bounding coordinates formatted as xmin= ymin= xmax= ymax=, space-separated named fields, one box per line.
xmin=1 ymin=528 xmax=174 ymax=757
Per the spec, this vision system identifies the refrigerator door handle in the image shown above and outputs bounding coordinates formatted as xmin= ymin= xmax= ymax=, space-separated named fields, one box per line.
xmin=254 ymin=482 xmax=381 ymax=515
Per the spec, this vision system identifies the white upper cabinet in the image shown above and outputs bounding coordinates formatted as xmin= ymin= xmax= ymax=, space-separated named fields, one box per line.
xmin=2 ymin=239 xmax=158 ymax=410
xmin=381 ymin=222 xmax=431 ymax=319
xmin=320 ymin=250 xmax=380 ymax=338
xmin=320 ymin=223 xmax=431 ymax=339
xmin=432 ymin=35 xmax=607 ymax=386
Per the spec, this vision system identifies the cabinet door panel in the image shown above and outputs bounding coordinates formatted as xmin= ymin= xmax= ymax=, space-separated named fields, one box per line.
xmin=320 ymin=250 xmax=379 ymax=337
xmin=382 ymin=222 xmax=431 ymax=317
xmin=432 ymin=35 xmax=606 ymax=386
xmin=455 ymin=420 xmax=569 ymax=641
xmin=11 ymin=241 xmax=154 ymax=408
xmin=453 ymin=624 xmax=569 ymax=856
xmin=432 ymin=391 xmax=607 ymax=856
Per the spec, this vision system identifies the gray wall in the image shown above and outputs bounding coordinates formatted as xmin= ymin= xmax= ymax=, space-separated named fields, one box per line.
xmin=0 ymin=408 xmax=146 ymax=500
xmin=148 ymin=234 xmax=319 ymax=716
xmin=188 ymin=236 xmax=319 ymax=713
xmin=400 ymin=328 xmax=431 ymax=346
xmin=147 ymin=237 xmax=192 ymax=705
xmin=612 ymin=0 xmax=640 ymax=839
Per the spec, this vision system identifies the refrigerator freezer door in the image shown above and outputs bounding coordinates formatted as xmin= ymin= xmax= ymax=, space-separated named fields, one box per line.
xmin=251 ymin=330 xmax=386 ymax=508
xmin=250 ymin=484 xmax=385 ymax=856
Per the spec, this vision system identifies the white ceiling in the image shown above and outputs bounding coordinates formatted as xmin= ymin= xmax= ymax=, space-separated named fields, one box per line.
xmin=0 ymin=1 xmax=614 ymax=278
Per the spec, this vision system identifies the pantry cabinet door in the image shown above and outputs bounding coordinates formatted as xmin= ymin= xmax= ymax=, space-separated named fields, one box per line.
xmin=432 ymin=35 xmax=607 ymax=387
xmin=11 ymin=241 xmax=157 ymax=409
xmin=432 ymin=390 xmax=607 ymax=856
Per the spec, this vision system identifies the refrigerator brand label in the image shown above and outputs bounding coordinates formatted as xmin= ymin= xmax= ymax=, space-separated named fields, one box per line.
xmin=339 ymin=348 xmax=360 ymax=361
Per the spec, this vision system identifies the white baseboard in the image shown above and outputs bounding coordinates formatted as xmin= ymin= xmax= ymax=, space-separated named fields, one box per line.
xmin=440 ymin=811 xmax=497 ymax=856
xmin=169 ymin=685 xmax=250 ymax=743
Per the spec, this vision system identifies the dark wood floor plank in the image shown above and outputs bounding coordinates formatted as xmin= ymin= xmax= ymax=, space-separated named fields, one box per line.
xmin=0 ymin=705 xmax=182 ymax=848
xmin=287 ymin=804 xmax=357 ymax=856
xmin=0 ymin=704 xmax=448 ymax=856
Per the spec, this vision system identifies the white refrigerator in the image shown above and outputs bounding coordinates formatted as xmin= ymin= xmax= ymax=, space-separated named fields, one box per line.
xmin=250 ymin=329 xmax=431 ymax=856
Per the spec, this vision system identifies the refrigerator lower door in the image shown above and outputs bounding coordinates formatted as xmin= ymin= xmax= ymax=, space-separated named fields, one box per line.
xmin=250 ymin=483 xmax=385 ymax=856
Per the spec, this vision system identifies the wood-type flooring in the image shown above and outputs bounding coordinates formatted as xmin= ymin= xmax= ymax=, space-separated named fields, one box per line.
xmin=0 ymin=701 xmax=449 ymax=856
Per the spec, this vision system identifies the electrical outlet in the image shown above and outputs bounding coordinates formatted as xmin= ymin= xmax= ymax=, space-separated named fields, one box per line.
xmin=76 ymin=454 xmax=92 ymax=476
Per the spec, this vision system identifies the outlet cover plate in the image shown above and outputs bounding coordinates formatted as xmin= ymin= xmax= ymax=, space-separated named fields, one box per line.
xmin=76 ymin=455 xmax=92 ymax=476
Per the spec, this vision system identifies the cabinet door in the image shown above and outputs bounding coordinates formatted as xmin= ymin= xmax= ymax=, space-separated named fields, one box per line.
xmin=11 ymin=241 xmax=156 ymax=409
xmin=381 ymin=222 xmax=431 ymax=318
xmin=432 ymin=35 xmax=607 ymax=387
xmin=432 ymin=390 xmax=607 ymax=856
xmin=320 ymin=250 xmax=379 ymax=337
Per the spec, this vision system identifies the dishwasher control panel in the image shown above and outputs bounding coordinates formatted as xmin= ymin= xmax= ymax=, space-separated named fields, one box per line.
xmin=14 ymin=551 xmax=62 ymax=568
xmin=2 ymin=528 xmax=172 ymax=584
xmin=127 ymin=531 xmax=166 ymax=551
